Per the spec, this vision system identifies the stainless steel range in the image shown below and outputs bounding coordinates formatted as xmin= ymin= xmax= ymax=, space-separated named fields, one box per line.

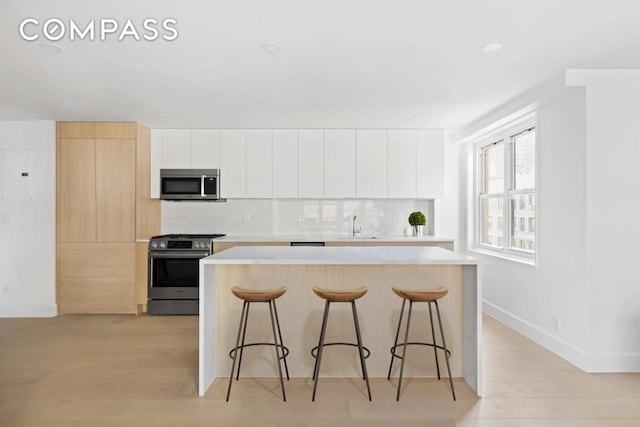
xmin=148 ymin=234 xmax=225 ymax=315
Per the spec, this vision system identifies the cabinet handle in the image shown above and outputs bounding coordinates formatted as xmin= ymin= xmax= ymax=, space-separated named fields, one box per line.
xmin=201 ymin=175 xmax=205 ymax=197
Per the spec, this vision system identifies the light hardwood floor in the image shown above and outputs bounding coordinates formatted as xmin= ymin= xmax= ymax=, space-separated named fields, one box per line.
xmin=1 ymin=314 xmax=639 ymax=426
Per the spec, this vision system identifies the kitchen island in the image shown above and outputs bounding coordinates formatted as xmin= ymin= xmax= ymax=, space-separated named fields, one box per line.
xmin=199 ymin=245 xmax=480 ymax=397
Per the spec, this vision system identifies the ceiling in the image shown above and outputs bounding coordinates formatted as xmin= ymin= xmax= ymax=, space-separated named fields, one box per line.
xmin=1 ymin=0 xmax=640 ymax=130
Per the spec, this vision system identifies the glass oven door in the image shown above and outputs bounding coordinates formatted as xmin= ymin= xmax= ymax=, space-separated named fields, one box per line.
xmin=148 ymin=252 xmax=208 ymax=299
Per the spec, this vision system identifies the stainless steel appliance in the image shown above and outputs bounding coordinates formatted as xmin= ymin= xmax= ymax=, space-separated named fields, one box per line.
xmin=148 ymin=234 xmax=225 ymax=315
xmin=160 ymin=169 xmax=222 ymax=201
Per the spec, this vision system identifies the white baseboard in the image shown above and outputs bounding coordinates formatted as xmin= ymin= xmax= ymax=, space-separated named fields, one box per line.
xmin=483 ymin=300 xmax=640 ymax=372
xmin=0 ymin=304 xmax=57 ymax=318
xmin=481 ymin=300 xmax=580 ymax=371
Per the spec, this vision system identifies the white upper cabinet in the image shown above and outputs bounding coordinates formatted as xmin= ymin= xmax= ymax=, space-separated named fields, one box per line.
xmin=272 ymin=129 xmax=298 ymax=198
xmin=191 ymin=129 xmax=221 ymax=169
xmin=416 ymin=130 xmax=445 ymax=199
xmin=387 ymin=130 xmax=417 ymax=198
xmin=298 ymin=130 xmax=324 ymax=198
xmin=356 ymin=130 xmax=387 ymax=198
xmin=246 ymin=129 xmax=273 ymax=198
xmin=150 ymin=127 xmax=445 ymax=200
xmin=161 ymin=129 xmax=191 ymax=169
xmin=220 ymin=130 xmax=246 ymax=198
xmin=324 ymin=130 xmax=356 ymax=198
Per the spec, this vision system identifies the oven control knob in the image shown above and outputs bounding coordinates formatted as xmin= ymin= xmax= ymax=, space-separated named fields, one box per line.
xmin=151 ymin=242 xmax=157 ymax=249
xmin=194 ymin=242 xmax=200 ymax=248
xmin=160 ymin=242 xmax=166 ymax=248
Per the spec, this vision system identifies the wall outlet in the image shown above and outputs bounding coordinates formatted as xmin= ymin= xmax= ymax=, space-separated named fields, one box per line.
xmin=552 ymin=315 xmax=561 ymax=333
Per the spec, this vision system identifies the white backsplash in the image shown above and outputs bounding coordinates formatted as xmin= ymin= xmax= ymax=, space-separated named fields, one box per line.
xmin=162 ymin=199 xmax=435 ymax=236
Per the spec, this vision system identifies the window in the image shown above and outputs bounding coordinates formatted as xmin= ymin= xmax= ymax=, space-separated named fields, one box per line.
xmin=477 ymin=123 xmax=536 ymax=261
xmin=479 ymin=142 xmax=504 ymax=248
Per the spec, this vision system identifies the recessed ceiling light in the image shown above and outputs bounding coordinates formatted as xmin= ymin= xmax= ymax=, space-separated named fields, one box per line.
xmin=481 ymin=43 xmax=502 ymax=53
xmin=38 ymin=43 xmax=63 ymax=54
xmin=262 ymin=43 xmax=280 ymax=54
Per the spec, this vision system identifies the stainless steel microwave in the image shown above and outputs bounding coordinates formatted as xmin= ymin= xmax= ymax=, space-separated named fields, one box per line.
xmin=160 ymin=169 xmax=222 ymax=200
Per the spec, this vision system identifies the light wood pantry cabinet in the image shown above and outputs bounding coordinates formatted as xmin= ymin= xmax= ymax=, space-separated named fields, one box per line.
xmin=56 ymin=122 xmax=160 ymax=314
xmin=58 ymin=139 xmax=97 ymax=242
xmin=95 ymin=139 xmax=136 ymax=242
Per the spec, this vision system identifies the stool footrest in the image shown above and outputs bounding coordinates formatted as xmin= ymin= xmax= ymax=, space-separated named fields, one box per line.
xmin=311 ymin=342 xmax=371 ymax=360
xmin=389 ymin=342 xmax=451 ymax=360
xmin=229 ymin=343 xmax=290 ymax=360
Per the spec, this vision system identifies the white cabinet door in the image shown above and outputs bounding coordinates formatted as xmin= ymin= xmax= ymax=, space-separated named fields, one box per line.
xmin=246 ymin=129 xmax=273 ymax=198
xmin=417 ymin=130 xmax=445 ymax=199
xmin=150 ymin=129 xmax=162 ymax=198
xmin=220 ymin=130 xmax=246 ymax=198
xmin=191 ymin=129 xmax=221 ymax=169
xmin=298 ymin=130 xmax=324 ymax=198
xmin=273 ymin=129 xmax=298 ymax=198
xmin=324 ymin=130 xmax=356 ymax=198
xmin=356 ymin=129 xmax=387 ymax=198
xmin=387 ymin=130 xmax=417 ymax=198
xmin=161 ymin=129 xmax=191 ymax=169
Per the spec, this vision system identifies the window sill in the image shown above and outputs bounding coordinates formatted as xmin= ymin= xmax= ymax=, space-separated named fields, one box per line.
xmin=468 ymin=248 xmax=536 ymax=267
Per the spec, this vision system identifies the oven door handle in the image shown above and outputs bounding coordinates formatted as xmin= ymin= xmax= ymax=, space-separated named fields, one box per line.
xmin=149 ymin=252 xmax=210 ymax=259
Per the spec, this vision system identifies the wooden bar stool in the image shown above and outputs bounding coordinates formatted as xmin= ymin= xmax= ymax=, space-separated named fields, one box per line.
xmin=310 ymin=286 xmax=372 ymax=402
xmin=226 ymin=286 xmax=289 ymax=402
xmin=387 ymin=286 xmax=456 ymax=401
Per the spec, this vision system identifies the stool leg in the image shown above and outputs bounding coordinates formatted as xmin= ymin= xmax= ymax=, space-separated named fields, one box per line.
xmin=396 ymin=300 xmax=413 ymax=402
xmin=235 ymin=302 xmax=251 ymax=381
xmin=312 ymin=300 xmax=330 ymax=402
xmin=268 ymin=300 xmax=287 ymax=402
xmin=272 ymin=299 xmax=290 ymax=381
xmin=387 ymin=298 xmax=406 ymax=380
xmin=428 ymin=301 xmax=441 ymax=380
xmin=226 ymin=300 xmax=248 ymax=402
xmin=435 ymin=300 xmax=456 ymax=401
xmin=351 ymin=301 xmax=372 ymax=401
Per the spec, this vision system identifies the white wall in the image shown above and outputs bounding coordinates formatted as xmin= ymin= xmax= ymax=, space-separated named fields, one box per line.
xmin=567 ymin=69 xmax=640 ymax=370
xmin=459 ymin=70 xmax=640 ymax=372
xmin=456 ymin=76 xmax=592 ymax=368
xmin=0 ymin=121 xmax=56 ymax=317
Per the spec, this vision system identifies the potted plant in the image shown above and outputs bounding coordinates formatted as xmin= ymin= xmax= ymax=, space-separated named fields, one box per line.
xmin=408 ymin=211 xmax=426 ymax=236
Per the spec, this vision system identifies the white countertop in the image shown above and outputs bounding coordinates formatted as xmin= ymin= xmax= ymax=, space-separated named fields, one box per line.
xmin=201 ymin=245 xmax=477 ymax=265
xmin=214 ymin=234 xmax=455 ymax=243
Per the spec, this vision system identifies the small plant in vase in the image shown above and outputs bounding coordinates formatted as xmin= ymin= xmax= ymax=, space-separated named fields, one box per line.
xmin=408 ymin=211 xmax=426 ymax=237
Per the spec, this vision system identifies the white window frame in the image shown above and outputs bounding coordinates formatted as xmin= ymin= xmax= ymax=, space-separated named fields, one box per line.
xmin=473 ymin=115 xmax=538 ymax=265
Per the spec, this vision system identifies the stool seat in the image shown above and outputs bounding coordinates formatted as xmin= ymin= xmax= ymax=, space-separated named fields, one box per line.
xmin=231 ymin=286 xmax=287 ymax=302
xmin=392 ymin=286 xmax=448 ymax=302
xmin=312 ymin=286 xmax=367 ymax=302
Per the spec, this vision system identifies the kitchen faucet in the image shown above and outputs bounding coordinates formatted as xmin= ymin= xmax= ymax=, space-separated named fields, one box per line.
xmin=352 ymin=215 xmax=362 ymax=237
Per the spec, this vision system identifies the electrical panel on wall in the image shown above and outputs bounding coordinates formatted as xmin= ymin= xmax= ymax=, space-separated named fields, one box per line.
xmin=0 ymin=147 xmax=33 ymax=202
